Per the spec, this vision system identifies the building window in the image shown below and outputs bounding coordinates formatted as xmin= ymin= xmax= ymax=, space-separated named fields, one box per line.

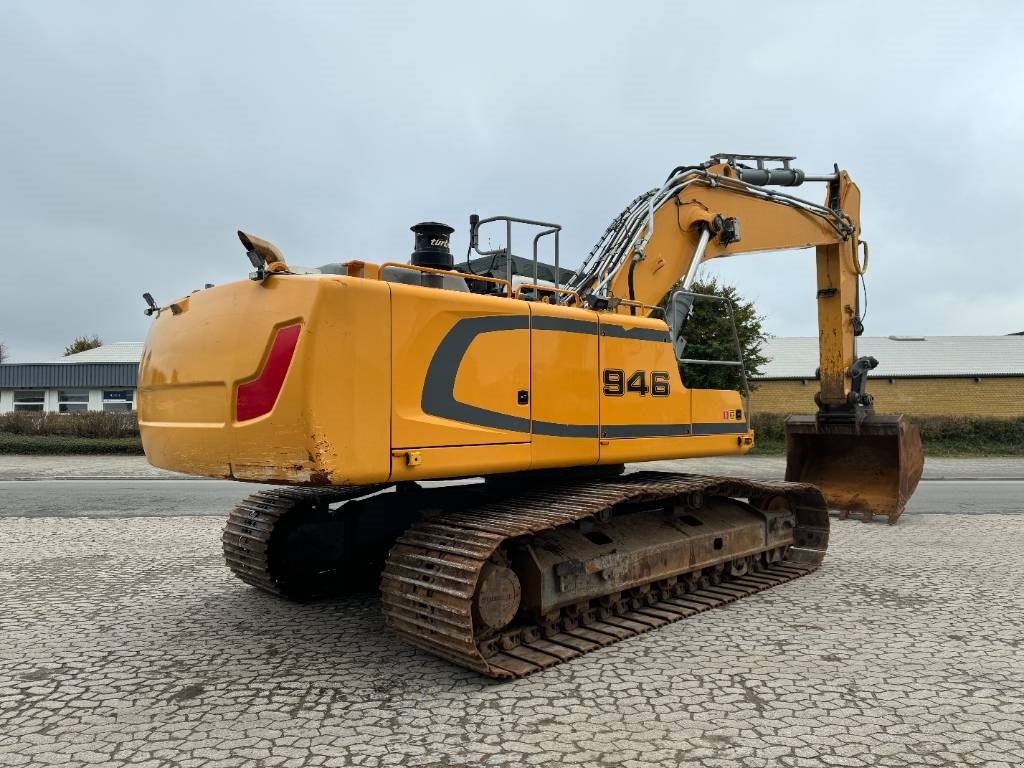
xmin=102 ymin=389 xmax=135 ymax=412
xmin=58 ymin=389 xmax=90 ymax=413
xmin=13 ymin=390 xmax=45 ymax=411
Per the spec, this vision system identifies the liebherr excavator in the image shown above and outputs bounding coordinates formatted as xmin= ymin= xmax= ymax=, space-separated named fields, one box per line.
xmin=139 ymin=153 xmax=923 ymax=678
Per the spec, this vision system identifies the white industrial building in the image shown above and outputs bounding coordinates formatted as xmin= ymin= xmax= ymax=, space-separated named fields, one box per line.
xmin=0 ymin=343 xmax=142 ymax=413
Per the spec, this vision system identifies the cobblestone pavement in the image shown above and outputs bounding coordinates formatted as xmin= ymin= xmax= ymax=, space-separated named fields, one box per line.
xmin=2 ymin=514 xmax=1023 ymax=767
xmin=0 ymin=456 xmax=189 ymax=481
xmin=2 ymin=454 xmax=1023 ymax=481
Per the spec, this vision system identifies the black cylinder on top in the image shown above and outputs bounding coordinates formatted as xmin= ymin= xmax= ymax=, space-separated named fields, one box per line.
xmin=410 ymin=222 xmax=455 ymax=270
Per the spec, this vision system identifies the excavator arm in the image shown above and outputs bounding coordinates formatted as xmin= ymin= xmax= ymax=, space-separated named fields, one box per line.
xmin=567 ymin=155 xmax=923 ymax=522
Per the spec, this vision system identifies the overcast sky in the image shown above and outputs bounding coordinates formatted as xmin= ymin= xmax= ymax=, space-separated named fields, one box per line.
xmin=2 ymin=1 xmax=1022 ymax=362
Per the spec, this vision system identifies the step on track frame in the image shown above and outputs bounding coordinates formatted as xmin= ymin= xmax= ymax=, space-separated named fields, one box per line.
xmin=380 ymin=471 xmax=829 ymax=679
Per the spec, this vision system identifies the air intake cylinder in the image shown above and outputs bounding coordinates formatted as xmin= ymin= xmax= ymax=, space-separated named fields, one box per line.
xmin=410 ymin=222 xmax=455 ymax=270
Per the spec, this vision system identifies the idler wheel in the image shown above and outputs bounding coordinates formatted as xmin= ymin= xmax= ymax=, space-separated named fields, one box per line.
xmin=473 ymin=563 xmax=522 ymax=631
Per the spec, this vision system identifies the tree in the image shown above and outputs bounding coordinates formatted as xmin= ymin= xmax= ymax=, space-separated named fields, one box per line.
xmin=0 ymin=340 xmax=8 ymax=364
xmin=660 ymin=275 xmax=769 ymax=393
xmin=64 ymin=335 xmax=103 ymax=356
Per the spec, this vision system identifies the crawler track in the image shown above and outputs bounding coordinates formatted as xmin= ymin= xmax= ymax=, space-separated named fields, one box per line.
xmin=223 ymin=485 xmax=389 ymax=597
xmin=380 ymin=471 xmax=828 ymax=678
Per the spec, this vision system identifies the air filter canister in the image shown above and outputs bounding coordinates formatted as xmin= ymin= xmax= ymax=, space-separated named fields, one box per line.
xmin=410 ymin=222 xmax=455 ymax=270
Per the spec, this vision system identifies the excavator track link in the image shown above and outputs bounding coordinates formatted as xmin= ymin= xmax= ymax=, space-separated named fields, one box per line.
xmin=223 ymin=485 xmax=389 ymax=597
xmin=381 ymin=471 xmax=828 ymax=679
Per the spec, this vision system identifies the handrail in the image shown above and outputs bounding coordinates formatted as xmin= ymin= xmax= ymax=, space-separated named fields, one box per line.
xmin=614 ymin=298 xmax=666 ymax=318
xmin=514 ymin=285 xmax=581 ymax=305
xmin=468 ymin=214 xmax=563 ymax=288
xmin=669 ymin=291 xmax=750 ymax=415
xmin=532 ymin=228 xmax=561 ymax=289
xmin=380 ymin=262 xmax=512 ymax=296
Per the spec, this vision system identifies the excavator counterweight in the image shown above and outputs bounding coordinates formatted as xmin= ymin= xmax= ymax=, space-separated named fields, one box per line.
xmin=139 ymin=153 xmax=923 ymax=677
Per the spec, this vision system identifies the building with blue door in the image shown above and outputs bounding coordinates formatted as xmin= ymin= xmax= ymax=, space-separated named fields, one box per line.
xmin=0 ymin=343 xmax=141 ymax=413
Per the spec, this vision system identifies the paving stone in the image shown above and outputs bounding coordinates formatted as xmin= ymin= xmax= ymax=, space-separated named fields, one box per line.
xmin=1 ymin=513 xmax=1023 ymax=767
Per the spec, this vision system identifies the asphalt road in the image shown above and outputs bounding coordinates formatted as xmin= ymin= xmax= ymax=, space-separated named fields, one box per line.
xmin=1 ymin=477 xmax=1021 ymax=518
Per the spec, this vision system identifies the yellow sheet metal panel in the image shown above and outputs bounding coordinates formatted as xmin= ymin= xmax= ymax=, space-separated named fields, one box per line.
xmin=139 ymin=278 xmax=310 ymax=478
xmin=452 ymin=330 xmax=527 ymax=416
xmin=690 ymin=389 xmax=750 ymax=434
xmin=389 ymin=443 xmax=532 ymax=482
xmin=221 ymin=278 xmax=343 ymax=484
xmin=302 ymin=278 xmax=391 ymax=485
xmin=390 ymin=283 xmax=530 ymax=449
xmin=140 ymin=382 xmax=228 ymax=426
xmin=598 ymin=434 xmax=750 ymax=464
xmin=140 ymin=275 xmax=393 ymax=485
xmin=597 ymin=313 xmax=691 ymax=436
xmin=529 ymin=303 xmax=601 ymax=469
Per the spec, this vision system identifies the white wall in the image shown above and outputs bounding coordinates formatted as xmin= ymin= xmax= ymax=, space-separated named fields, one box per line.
xmin=1 ymin=386 xmax=134 ymax=413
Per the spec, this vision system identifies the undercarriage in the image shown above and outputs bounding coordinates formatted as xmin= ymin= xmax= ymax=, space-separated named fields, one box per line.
xmin=222 ymin=471 xmax=829 ymax=678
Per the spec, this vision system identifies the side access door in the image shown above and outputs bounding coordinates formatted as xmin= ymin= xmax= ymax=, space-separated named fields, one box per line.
xmin=389 ymin=283 xmax=532 ymax=478
xmin=529 ymin=303 xmax=601 ymax=469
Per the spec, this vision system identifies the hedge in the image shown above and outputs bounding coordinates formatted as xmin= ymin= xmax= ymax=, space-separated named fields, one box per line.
xmin=0 ymin=434 xmax=143 ymax=455
xmin=0 ymin=411 xmax=139 ymax=438
xmin=0 ymin=411 xmax=1021 ymax=456
xmin=752 ymin=413 xmax=1024 ymax=456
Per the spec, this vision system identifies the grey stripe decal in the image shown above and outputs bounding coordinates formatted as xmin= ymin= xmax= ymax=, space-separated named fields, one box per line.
xmin=419 ymin=314 xmax=743 ymax=440
xmin=603 ymin=424 xmax=691 ymax=438
xmin=531 ymin=315 xmax=670 ymax=342
xmin=600 ymin=325 xmax=671 ymax=342
xmin=692 ymin=422 xmax=750 ymax=435
xmin=531 ymin=316 xmax=597 ymax=335
xmin=533 ymin=422 xmax=600 ymax=438
xmin=421 ymin=315 xmax=533 ymax=434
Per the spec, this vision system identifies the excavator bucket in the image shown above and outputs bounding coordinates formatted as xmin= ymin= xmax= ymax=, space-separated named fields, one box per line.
xmin=784 ymin=414 xmax=924 ymax=524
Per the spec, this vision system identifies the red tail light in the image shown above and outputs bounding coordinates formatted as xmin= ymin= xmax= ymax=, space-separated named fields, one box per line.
xmin=236 ymin=323 xmax=301 ymax=422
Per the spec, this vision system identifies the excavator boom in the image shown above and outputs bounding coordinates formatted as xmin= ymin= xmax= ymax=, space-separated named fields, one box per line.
xmin=564 ymin=154 xmax=923 ymax=522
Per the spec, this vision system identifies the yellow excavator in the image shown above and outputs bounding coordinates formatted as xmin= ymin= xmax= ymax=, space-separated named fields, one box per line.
xmin=139 ymin=153 xmax=923 ymax=678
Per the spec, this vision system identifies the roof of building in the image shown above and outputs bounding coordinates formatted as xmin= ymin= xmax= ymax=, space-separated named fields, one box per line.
xmin=755 ymin=335 xmax=1024 ymax=379
xmin=0 ymin=363 xmax=139 ymax=389
xmin=0 ymin=343 xmax=143 ymax=389
xmin=48 ymin=342 xmax=145 ymax=364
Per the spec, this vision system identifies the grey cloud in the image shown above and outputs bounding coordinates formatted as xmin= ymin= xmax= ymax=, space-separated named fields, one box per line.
xmin=2 ymin=1 xmax=1022 ymax=361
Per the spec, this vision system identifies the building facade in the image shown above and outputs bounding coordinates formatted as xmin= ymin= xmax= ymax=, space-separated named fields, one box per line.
xmin=0 ymin=343 xmax=142 ymax=413
xmin=748 ymin=336 xmax=1024 ymax=417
